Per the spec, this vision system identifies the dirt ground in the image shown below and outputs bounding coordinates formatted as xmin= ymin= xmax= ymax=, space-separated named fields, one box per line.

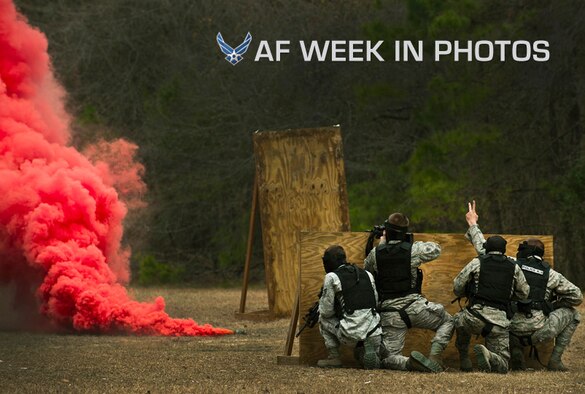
xmin=1 ymin=287 xmax=585 ymax=393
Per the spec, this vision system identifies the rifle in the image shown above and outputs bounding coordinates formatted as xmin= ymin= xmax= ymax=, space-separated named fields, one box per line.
xmin=295 ymin=301 xmax=319 ymax=337
xmin=295 ymin=287 xmax=323 ymax=337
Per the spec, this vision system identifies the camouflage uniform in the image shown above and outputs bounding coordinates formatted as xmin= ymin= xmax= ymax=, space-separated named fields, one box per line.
xmin=319 ymin=269 xmax=382 ymax=354
xmin=468 ymin=225 xmax=583 ymax=369
xmin=510 ymin=264 xmax=582 ymax=345
xmin=511 ymin=264 xmax=582 ymax=370
xmin=364 ymin=240 xmax=453 ymax=370
xmin=454 ymin=225 xmax=530 ymax=373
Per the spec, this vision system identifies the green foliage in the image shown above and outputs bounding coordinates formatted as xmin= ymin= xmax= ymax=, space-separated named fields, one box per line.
xmin=213 ymin=211 xmax=248 ymax=271
xmin=554 ymin=158 xmax=585 ymax=215
xmin=427 ymin=8 xmax=471 ymax=38
xmin=211 ymin=205 xmax=250 ymax=272
xmin=406 ymin=0 xmax=477 ymax=36
xmin=349 ymin=173 xmax=409 ymax=231
xmin=407 ymin=0 xmax=442 ymax=29
xmin=355 ymin=83 xmax=404 ymax=103
xmin=217 ymin=241 xmax=247 ymax=270
xmin=405 ymin=126 xmax=501 ymax=229
xmin=419 ymin=75 xmax=492 ymax=129
xmin=137 ymin=255 xmax=184 ymax=286
xmin=143 ymin=77 xmax=181 ymax=120
xmin=78 ymin=105 xmax=100 ymax=125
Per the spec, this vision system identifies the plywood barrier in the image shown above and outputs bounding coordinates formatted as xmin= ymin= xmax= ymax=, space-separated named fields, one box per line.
xmin=253 ymin=127 xmax=350 ymax=316
xmin=298 ymin=231 xmax=554 ymax=369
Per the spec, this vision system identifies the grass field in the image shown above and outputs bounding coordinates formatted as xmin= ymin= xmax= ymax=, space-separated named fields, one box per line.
xmin=1 ymin=287 xmax=585 ymax=393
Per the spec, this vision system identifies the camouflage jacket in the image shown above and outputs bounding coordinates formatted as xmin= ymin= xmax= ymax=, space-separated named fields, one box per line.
xmin=466 ymin=225 xmax=582 ymax=306
xmin=364 ymin=239 xmax=441 ymax=310
xmin=319 ymin=269 xmax=380 ymax=340
xmin=461 ymin=224 xmax=532 ymax=327
xmin=511 ymin=263 xmax=583 ymax=333
xmin=453 ymin=254 xmax=530 ymax=327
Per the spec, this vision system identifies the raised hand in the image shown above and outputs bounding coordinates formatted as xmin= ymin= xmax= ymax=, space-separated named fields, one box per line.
xmin=466 ymin=200 xmax=478 ymax=226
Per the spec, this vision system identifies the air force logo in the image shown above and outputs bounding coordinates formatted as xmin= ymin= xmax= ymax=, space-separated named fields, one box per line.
xmin=216 ymin=32 xmax=252 ymax=65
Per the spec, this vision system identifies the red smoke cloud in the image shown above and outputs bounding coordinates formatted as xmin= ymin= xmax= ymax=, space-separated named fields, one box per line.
xmin=0 ymin=0 xmax=232 ymax=336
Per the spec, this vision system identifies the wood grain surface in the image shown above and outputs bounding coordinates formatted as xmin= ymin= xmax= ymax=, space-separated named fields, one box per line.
xmin=253 ymin=127 xmax=351 ymax=316
xmin=298 ymin=231 xmax=554 ymax=369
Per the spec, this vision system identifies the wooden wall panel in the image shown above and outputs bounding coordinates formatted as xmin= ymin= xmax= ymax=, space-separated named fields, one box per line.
xmin=299 ymin=231 xmax=554 ymax=369
xmin=253 ymin=127 xmax=350 ymax=316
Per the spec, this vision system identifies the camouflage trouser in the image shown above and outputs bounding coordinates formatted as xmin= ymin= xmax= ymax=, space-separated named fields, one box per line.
xmin=513 ymin=308 xmax=580 ymax=350
xmin=319 ymin=317 xmax=382 ymax=363
xmin=319 ymin=317 xmax=345 ymax=349
xmin=380 ymin=301 xmax=454 ymax=370
xmin=454 ymin=309 xmax=509 ymax=373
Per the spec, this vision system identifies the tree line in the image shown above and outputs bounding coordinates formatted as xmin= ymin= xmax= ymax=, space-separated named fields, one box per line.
xmin=15 ymin=0 xmax=585 ymax=286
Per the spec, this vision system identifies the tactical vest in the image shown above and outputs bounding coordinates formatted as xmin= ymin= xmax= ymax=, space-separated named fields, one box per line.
xmin=375 ymin=241 xmax=417 ymax=301
xmin=517 ymin=256 xmax=551 ymax=313
xmin=334 ymin=264 xmax=377 ymax=314
xmin=471 ymin=254 xmax=516 ymax=311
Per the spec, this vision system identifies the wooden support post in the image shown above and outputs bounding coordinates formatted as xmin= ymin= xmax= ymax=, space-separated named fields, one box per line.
xmin=276 ymin=288 xmax=301 ymax=365
xmin=238 ymin=175 xmax=258 ymax=314
xmin=284 ymin=289 xmax=300 ymax=356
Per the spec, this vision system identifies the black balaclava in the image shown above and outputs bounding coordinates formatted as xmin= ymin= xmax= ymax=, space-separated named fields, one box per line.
xmin=484 ymin=235 xmax=507 ymax=253
xmin=517 ymin=241 xmax=545 ymax=259
xmin=322 ymin=245 xmax=347 ymax=273
xmin=384 ymin=222 xmax=408 ymax=241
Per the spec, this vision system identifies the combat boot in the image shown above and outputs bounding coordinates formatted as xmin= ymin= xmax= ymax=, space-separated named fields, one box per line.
xmin=547 ymin=346 xmax=569 ymax=372
xmin=473 ymin=344 xmax=492 ymax=372
xmin=459 ymin=353 xmax=473 ymax=372
xmin=428 ymin=342 xmax=445 ymax=372
xmin=353 ymin=341 xmax=365 ymax=364
xmin=406 ymin=351 xmax=442 ymax=373
xmin=509 ymin=335 xmax=526 ymax=371
xmin=362 ymin=336 xmax=381 ymax=369
xmin=317 ymin=347 xmax=342 ymax=368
